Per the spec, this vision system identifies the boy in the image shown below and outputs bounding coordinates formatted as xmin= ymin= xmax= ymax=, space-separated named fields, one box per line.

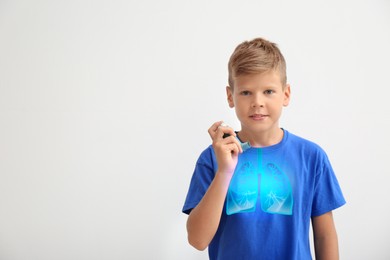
xmin=182 ymin=37 xmax=346 ymax=259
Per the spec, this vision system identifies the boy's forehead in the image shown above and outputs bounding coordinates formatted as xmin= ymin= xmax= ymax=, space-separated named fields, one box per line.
xmin=233 ymin=71 xmax=284 ymax=88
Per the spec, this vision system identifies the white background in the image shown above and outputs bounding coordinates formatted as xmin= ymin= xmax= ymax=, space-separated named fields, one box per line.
xmin=1 ymin=0 xmax=389 ymax=259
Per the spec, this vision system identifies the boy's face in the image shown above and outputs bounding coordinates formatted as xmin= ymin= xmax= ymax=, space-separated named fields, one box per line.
xmin=227 ymin=71 xmax=290 ymax=136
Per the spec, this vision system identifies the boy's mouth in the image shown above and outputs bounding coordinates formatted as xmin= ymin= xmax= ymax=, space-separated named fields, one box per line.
xmin=250 ymin=114 xmax=268 ymax=120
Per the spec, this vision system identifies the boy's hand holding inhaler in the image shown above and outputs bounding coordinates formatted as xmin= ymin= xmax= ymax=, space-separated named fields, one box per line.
xmin=208 ymin=121 xmax=242 ymax=177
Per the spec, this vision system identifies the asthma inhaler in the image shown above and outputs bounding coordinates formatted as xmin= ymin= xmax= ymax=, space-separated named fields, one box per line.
xmin=221 ymin=123 xmax=251 ymax=152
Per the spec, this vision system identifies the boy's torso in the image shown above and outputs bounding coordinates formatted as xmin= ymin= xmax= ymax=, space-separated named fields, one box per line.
xmin=183 ymin=130 xmax=345 ymax=260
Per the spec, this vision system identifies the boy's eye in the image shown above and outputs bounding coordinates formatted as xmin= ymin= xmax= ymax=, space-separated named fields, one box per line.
xmin=240 ymin=91 xmax=251 ymax=96
xmin=264 ymin=90 xmax=275 ymax=95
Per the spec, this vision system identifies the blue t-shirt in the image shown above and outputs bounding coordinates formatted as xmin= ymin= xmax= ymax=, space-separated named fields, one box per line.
xmin=182 ymin=130 xmax=346 ymax=260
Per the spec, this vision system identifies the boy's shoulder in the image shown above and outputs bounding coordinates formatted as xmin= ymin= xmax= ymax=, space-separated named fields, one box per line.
xmin=284 ymin=130 xmax=327 ymax=154
xmin=285 ymin=129 xmax=318 ymax=145
xmin=196 ymin=144 xmax=217 ymax=167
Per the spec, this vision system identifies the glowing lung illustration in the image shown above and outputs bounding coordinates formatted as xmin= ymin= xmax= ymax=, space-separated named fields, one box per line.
xmin=226 ymin=161 xmax=258 ymax=215
xmin=260 ymin=163 xmax=293 ymax=215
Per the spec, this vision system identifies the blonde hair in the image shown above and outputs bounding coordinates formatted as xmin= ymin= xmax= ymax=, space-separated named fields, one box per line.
xmin=228 ymin=37 xmax=287 ymax=88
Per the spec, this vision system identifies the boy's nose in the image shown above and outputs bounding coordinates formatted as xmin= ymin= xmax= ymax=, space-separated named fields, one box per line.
xmin=251 ymin=95 xmax=264 ymax=107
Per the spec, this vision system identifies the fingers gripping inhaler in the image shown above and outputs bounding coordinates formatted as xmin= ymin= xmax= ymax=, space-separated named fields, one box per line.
xmin=221 ymin=123 xmax=251 ymax=152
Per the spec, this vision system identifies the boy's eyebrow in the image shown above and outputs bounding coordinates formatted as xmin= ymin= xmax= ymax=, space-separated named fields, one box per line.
xmin=237 ymin=83 xmax=279 ymax=89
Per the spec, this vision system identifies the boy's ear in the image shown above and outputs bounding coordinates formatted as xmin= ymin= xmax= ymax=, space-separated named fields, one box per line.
xmin=226 ymin=86 xmax=235 ymax=108
xmin=283 ymin=84 xmax=291 ymax=107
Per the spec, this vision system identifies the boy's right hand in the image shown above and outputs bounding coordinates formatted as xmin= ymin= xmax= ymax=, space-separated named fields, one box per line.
xmin=208 ymin=121 xmax=243 ymax=176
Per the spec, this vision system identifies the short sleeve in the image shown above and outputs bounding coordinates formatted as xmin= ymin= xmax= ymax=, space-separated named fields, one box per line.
xmin=311 ymin=153 xmax=346 ymax=217
xmin=182 ymin=146 xmax=217 ymax=215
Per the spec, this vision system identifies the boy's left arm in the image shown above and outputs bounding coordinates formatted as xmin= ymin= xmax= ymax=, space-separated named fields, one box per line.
xmin=312 ymin=211 xmax=339 ymax=260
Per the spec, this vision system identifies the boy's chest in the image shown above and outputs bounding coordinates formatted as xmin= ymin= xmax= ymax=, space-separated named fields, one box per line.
xmin=225 ymin=149 xmax=315 ymax=216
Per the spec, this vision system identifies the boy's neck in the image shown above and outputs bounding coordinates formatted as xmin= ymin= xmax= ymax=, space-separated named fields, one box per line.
xmin=238 ymin=128 xmax=284 ymax=148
